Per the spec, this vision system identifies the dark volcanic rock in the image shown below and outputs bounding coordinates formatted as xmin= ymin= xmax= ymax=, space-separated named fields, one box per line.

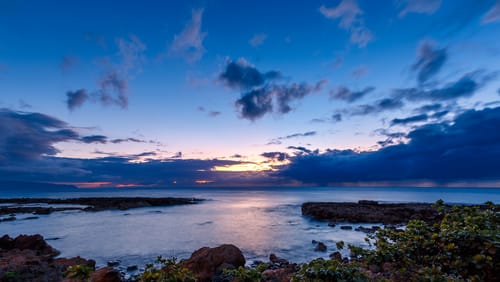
xmin=182 ymin=244 xmax=245 ymax=282
xmin=340 ymin=225 xmax=353 ymax=230
xmin=314 ymin=242 xmax=327 ymax=252
xmin=0 ymin=234 xmax=95 ymax=282
xmin=302 ymin=200 xmax=441 ymax=224
xmin=91 ymin=266 xmax=122 ymax=282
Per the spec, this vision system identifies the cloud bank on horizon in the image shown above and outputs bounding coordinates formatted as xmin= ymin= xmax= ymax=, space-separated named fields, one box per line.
xmin=1 ymin=0 xmax=500 ymax=187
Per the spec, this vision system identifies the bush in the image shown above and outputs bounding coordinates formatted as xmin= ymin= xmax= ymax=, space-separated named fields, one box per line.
xmin=291 ymin=258 xmax=369 ymax=282
xmin=222 ymin=266 xmax=263 ymax=282
xmin=138 ymin=256 xmax=196 ymax=282
xmin=352 ymin=200 xmax=499 ymax=281
xmin=64 ymin=264 xmax=93 ymax=281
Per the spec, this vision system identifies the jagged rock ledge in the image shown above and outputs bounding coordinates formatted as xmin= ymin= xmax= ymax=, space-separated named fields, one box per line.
xmin=0 ymin=197 xmax=202 ymax=216
xmin=301 ymin=200 xmax=442 ymax=224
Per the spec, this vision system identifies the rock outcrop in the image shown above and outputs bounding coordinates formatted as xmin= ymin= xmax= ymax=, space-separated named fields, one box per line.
xmin=182 ymin=244 xmax=245 ymax=281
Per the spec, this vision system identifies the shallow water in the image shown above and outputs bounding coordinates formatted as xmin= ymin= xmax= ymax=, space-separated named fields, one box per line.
xmin=1 ymin=187 xmax=498 ymax=269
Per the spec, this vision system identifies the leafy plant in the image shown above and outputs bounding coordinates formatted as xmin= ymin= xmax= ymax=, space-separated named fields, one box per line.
xmin=223 ymin=266 xmax=262 ymax=282
xmin=139 ymin=256 xmax=196 ymax=282
xmin=64 ymin=264 xmax=94 ymax=281
xmin=291 ymin=258 xmax=369 ymax=282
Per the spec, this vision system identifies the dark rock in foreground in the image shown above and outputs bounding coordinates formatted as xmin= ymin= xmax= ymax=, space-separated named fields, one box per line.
xmin=302 ymin=200 xmax=441 ymax=224
xmin=182 ymin=244 xmax=246 ymax=282
xmin=0 ymin=197 xmax=202 ymax=216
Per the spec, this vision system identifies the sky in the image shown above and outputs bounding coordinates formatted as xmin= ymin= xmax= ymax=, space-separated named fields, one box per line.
xmin=1 ymin=0 xmax=500 ymax=188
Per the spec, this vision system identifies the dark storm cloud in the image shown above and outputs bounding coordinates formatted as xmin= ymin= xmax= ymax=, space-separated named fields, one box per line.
xmin=280 ymin=106 xmax=500 ymax=184
xmin=391 ymin=114 xmax=428 ymax=125
xmin=350 ymin=98 xmax=404 ymax=116
xmin=0 ymin=109 xmax=80 ymax=161
xmin=66 ymin=89 xmax=90 ymax=111
xmin=412 ymin=41 xmax=447 ymax=84
xmin=220 ymin=59 xmax=325 ymax=121
xmin=395 ymin=71 xmax=494 ymax=102
xmin=330 ymin=86 xmax=375 ymax=103
xmin=80 ymin=135 xmax=108 ymax=144
xmin=219 ymin=59 xmax=280 ymax=90
xmin=261 ymin=152 xmax=289 ymax=162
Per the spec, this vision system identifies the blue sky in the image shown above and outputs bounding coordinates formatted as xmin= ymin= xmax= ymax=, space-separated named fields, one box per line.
xmin=1 ymin=0 xmax=500 ymax=187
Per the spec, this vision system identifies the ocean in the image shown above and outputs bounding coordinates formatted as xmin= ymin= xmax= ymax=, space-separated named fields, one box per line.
xmin=1 ymin=186 xmax=498 ymax=271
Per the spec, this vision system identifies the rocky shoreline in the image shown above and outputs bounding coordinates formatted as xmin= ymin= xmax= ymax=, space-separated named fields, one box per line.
xmin=301 ymin=200 xmax=444 ymax=224
xmin=0 ymin=197 xmax=202 ymax=217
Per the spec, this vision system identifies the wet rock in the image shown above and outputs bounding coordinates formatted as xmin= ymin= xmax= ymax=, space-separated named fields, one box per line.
xmin=314 ymin=242 xmax=327 ymax=252
xmin=311 ymin=240 xmax=317 ymax=244
xmin=340 ymin=225 xmax=353 ymax=230
xmin=107 ymin=260 xmax=120 ymax=267
xmin=23 ymin=216 xmax=39 ymax=220
xmin=355 ymin=226 xmax=376 ymax=233
xmin=126 ymin=265 xmax=138 ymax=271
xmin=91 ymin=266 xmax=122 ymax=282
xmin=262 ymin=264 xmax=298 ymax=282
xmin=13 ymin=234 xmax=60 ymax=256
xmin=329 ymin=251 xmax=342 ymax=261
xmin=302 ymin=201 xmax=442 ymax=224
xmin=328 ymin=222 xmax=336 ymax=227
xmin=269 ymin=253 xmax=289 ymax=266
xmin=1 ymin=216 xmax=16 ymax=222
xmin=182 ymin=244 xmax=245 ymax=281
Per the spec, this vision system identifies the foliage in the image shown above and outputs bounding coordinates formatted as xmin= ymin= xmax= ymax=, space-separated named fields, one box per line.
xmin=138 ymin=256 xmax=196 ymax=282
xmin=350 ymin=200 xmax=499 ymax=281
xmin=222 ymin=266 xmax=263 ymax=282
xmin=64 ymin=264 xmax=93 ymax=281
xmin=291 ymin=258 xmax=369 ymax=282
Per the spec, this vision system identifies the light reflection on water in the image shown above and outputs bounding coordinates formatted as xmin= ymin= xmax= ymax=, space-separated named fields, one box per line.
xmin=1 ymin=187 xmax=499 ymax=268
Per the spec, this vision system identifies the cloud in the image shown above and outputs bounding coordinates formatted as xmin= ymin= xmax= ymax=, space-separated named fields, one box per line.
xmin=249 ymin=33 xmax=268 ymax=47
xmin=261 ymin=152 xmax=288 ymax=162
xmin=66 ymin=89 xmax=90 ymax=111
xmin=351 ymin=65 xmax=368 ymax=78
xmin=482 ymin=1 xmax=500 ymax=24
xmin=398 ymin=0 xmax=442 ymax=17
xmin=67 ymin=35 xmax=146 ymax=110
xmin=219 ymin=58 xmax=280 ymax=90
xmin=236 ymin=81 xmax=325 ymax=120
xmin=414 ymin=103 xmax=442 ymax=113
xmin=0 ymin=109 xmax=80 ymax=161
xmin=395 ymin=71 xmax=494 ymax=102
xmin=330 ymin=86 xmax=374 ymax=103
xmin=81 ymin=135 xmax=108 ymax=144
xmin=198 ymin=106 xmax=221 ymax=117
xmin=110 ymin=138 xmax=146 ymax=144
xmin=349 ymin=98 xmax=404 ymax=116
xmin=60 ymin=56 xmax=79 ymax=72
xmin=412 ymin=40 xmax=447 ymax=84
xmin=391 ymin=114 xmax=428 ymax=125
xmin=220 ymin=59 xmax=324 ymax=120
xmin=169 ymin=8 xmax=206 ymax=63
xmin=267 ymin=131 xmax=317 ymax=145
xmin=281 ymin=106 xmax=500 ymax=184
xmin=319 ymin=0 xmax=373 ymax=47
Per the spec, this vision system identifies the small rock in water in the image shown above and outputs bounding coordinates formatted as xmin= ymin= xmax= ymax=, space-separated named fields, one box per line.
xmin=269 ymin=253 xmax=289 ymax=265
xmin=340 ymin=225 xmax=353 ymax=230
xmin=23 ymin=216 xmax=39 ymax=220
xmin=328 ymin=222 xmax=336 ymax=227
xmin=107 ymin=260 xmax=120 ymax=267
xmin=1 ymin=216 xmax=16 ymax=222
xmin=126 ymin=265 xmax=138 ymax=271
xmin=314 ymin=242 xmax=327 ymax=252
xmin=311 ymin=240 xmax=317 ymax=244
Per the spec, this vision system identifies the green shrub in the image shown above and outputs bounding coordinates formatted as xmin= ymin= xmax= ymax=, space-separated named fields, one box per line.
xmin=223 ymin=266 xmax=262 ymax=282
xmin=351 ymin=200 xmax=499 ymax=281
xmin=291 ymin=258 xmax=369 ymax=282
xmin=64 ymin=264 xmax=93 ymax=281
xmin=138 ymin=256 xmax=196 ymax=282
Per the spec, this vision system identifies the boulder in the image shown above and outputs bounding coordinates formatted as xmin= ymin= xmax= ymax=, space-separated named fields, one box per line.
xmin=182 ymin=244 xmax=245 ymax=281
xmin=13 ymin=234 xmax=60 ymax=256
xmin=314 ymin=242 xmax=327 ymax=252
xmin=262 ymin=264 xmax=298 ymax=282
xmin=269 ymin=253 xmax=289 ymax=266
xmin=90 ymin=267 xmax=122 ymax=282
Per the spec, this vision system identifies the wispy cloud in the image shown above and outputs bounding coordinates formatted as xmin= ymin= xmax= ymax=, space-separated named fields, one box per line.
xmin=330 ymin=86 xmax=375 ymax=103
xmin=249 ymin=33 xmax=268 ymax=47
xmin=412 ymin=40 xmax=447 ymax=84
xmin=319 ymin=0 xmax=373 ymax=47
xmin=398 ymin=0 xmax=441 ymax=17
xmin=482 ymin=1 xmax=500 ymax=24
xmin=169 ymin=8 xmax=207 ymax=63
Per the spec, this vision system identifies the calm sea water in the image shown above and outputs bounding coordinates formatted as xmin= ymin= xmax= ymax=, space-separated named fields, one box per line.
xmin=1 ymin=187 xmax=498 ymax=270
